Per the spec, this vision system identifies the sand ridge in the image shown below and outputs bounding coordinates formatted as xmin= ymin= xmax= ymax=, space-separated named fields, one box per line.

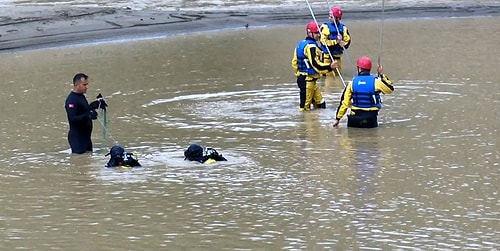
xmin=1 ymin=4 xmax=499 ymax=52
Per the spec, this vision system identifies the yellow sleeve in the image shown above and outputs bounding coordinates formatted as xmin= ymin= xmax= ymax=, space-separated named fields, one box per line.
xmin=335 ymin=83 xmax=353 ymax=120
xmin=306 ymin=44 xmax=332 ymax=75
xmin=291 ymin=49 xmax=298 ymax=75
xmin=375 ymin=74 xmax=394 ymax=94
xmin=342 ymin=26 xmax=350 ymax=44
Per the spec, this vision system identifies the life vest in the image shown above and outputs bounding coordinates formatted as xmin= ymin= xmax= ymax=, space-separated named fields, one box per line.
xmin=295 ymin=37 xmax=318 ymax=76
xmin=325 ymin=22 xmax=345 ymax=55
xmin=351 ymin=75 xmax=382 ymax=109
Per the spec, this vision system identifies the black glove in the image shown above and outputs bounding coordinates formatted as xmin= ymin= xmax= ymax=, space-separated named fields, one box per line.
xmin=99 ymin=99 xmax=108 ymax=110
xmin=96 ymin=93 xmax=108 ymax=110
xmin=89 ymin=100 xmax=100 ymax=110
xmin=89 ymin=110 xmax=98 ymax=120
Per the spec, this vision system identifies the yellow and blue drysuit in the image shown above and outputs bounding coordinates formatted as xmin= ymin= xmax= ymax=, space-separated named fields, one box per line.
xmin=320 ymin=21 xmax=351 ymax=75
xmin=291 ymin=37 xmax=333 ymax=111
xmin=334 ymin=72 xmax=394 ymax=128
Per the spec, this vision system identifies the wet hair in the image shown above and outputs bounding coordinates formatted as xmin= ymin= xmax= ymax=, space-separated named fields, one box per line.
xmin=73 ymin=73 xmax=88 ymax=85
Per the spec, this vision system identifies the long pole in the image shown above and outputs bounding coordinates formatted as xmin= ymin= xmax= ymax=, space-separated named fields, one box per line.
xmin=324 ymin=0 xmax=355 ymax=77
xmin=378 ymin=0 xmax=386 ymax=67
xmin=304 ymin=0 xmax=346 ymax=87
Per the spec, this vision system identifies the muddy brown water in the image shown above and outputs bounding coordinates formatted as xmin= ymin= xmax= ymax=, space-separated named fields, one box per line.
xmin=0 ymin=17 xmax=498 ymax=250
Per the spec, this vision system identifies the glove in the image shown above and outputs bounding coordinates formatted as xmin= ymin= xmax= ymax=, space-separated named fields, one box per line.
xmin=99 ymin=99 xmax=108 ymax=110
xmin=96 ymin=93 xmax=108 ymax=110
xmin=89 ymin=100 xmax=99 ymax=110
xmin=89 ymin=110 xmax=98 ymax=120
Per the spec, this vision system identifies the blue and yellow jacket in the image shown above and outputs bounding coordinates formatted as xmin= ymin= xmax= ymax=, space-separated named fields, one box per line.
xmin=291 ymin=37 xmax=333 ymax=81
xmin=334 ymin=72 xmax=394 ymax=120
xmin=320 ymin=21 xmax=351 ymax=57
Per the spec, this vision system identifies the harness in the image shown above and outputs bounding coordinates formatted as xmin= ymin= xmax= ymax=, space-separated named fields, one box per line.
xmin=351 ymin=75 xmax=381 ymax=109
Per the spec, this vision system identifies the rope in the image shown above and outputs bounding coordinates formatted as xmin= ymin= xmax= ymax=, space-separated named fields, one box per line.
xmin=96 ymin=112 xmax=117 ymax=146
xmin=101 ymin=107 xmax=108 ymax=143
xmin=95 ymin=102 xmax=118 ymax=146
xmin=304 ymin=0 xmax=346 ymax=87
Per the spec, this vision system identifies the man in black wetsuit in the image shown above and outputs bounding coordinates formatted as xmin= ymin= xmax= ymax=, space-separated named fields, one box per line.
xmin=64 ymin=73 xmax=105 ymax=154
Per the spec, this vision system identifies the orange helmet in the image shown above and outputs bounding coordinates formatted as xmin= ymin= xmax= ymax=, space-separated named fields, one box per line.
xmin=306 ymin=21 xmax=319 ymax=33
xmin=356 ymin=56 xmax=372 ymax=70
xmin=330 ymin=6 xmax=343 ymax=19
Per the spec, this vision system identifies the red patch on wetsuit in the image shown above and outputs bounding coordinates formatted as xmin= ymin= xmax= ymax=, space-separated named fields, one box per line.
xmin=68 ymin=103 xmax=74 ymax=108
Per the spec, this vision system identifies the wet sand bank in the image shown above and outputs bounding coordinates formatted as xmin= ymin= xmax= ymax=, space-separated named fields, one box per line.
xmin=1 ymin=4 xmax=499 ymax=52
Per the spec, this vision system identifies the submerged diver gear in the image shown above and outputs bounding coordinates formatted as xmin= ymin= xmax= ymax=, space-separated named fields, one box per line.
xmin=203 ymin=147 xmax=227 ymax=161
xmin=184 ymin=144 xmax=203 ymax=162
xmin=184 ymin=144 xmax=227 ymax=163
xmin=105 ymin=145 xmax=141 ymax=168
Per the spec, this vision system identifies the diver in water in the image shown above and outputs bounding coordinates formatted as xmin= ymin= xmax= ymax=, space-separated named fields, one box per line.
xmin=105 ymin=145 xmax=141 ymax=168
xmin=184 ymin=144 xmax=227 ymax=164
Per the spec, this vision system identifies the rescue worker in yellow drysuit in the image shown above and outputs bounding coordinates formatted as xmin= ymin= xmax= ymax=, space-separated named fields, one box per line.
xmin=332 ymin=56 xmax=394 ymax=128
xmin=320 ymin=6 xmax=351 ymax=80
xmin=292 ymin=21 xmax=338 ymax=112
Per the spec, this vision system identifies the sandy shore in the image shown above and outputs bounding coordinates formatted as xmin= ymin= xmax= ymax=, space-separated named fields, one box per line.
xmin=1 ymin=4 xmax=499 ymax=52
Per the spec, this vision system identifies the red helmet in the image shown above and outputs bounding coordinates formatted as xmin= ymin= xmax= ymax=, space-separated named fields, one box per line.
xmin=306 ymin=21 xmax=319 ymax=33
xmin=356 ymin=56 xmax=372 ymax=70
xmin=330 ymin=6 xmax=343 ymax=19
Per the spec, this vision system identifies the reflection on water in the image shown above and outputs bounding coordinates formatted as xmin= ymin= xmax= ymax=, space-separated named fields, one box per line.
xmin=0 ymin=17 xmax=498 ymax=250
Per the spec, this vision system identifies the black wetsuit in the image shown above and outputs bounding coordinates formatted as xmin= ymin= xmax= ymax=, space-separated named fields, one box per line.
xmin=65 ymin=91 xmax=93 ymax=154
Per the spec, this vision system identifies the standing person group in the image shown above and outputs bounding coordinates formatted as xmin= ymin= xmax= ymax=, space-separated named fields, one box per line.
xmin=291 ymin=21 xmax=338 ymax=112
xmin=291 ymin=6 xmax=350 ymax=112
xmin=64 ymin=73 xmax=107 ymax=154
xmin=292 ymin=5 xmax=394 ymax=128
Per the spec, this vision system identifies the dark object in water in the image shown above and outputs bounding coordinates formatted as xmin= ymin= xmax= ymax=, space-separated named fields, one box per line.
xmin=105 ymin=145 xmax=141 ymax=168
xmin=184 ymin=144 xmax=227 ymax=163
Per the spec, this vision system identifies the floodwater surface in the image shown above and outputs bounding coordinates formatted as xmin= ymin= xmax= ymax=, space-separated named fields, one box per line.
xmin=0 ymin=17 xmax=498 ymax=250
